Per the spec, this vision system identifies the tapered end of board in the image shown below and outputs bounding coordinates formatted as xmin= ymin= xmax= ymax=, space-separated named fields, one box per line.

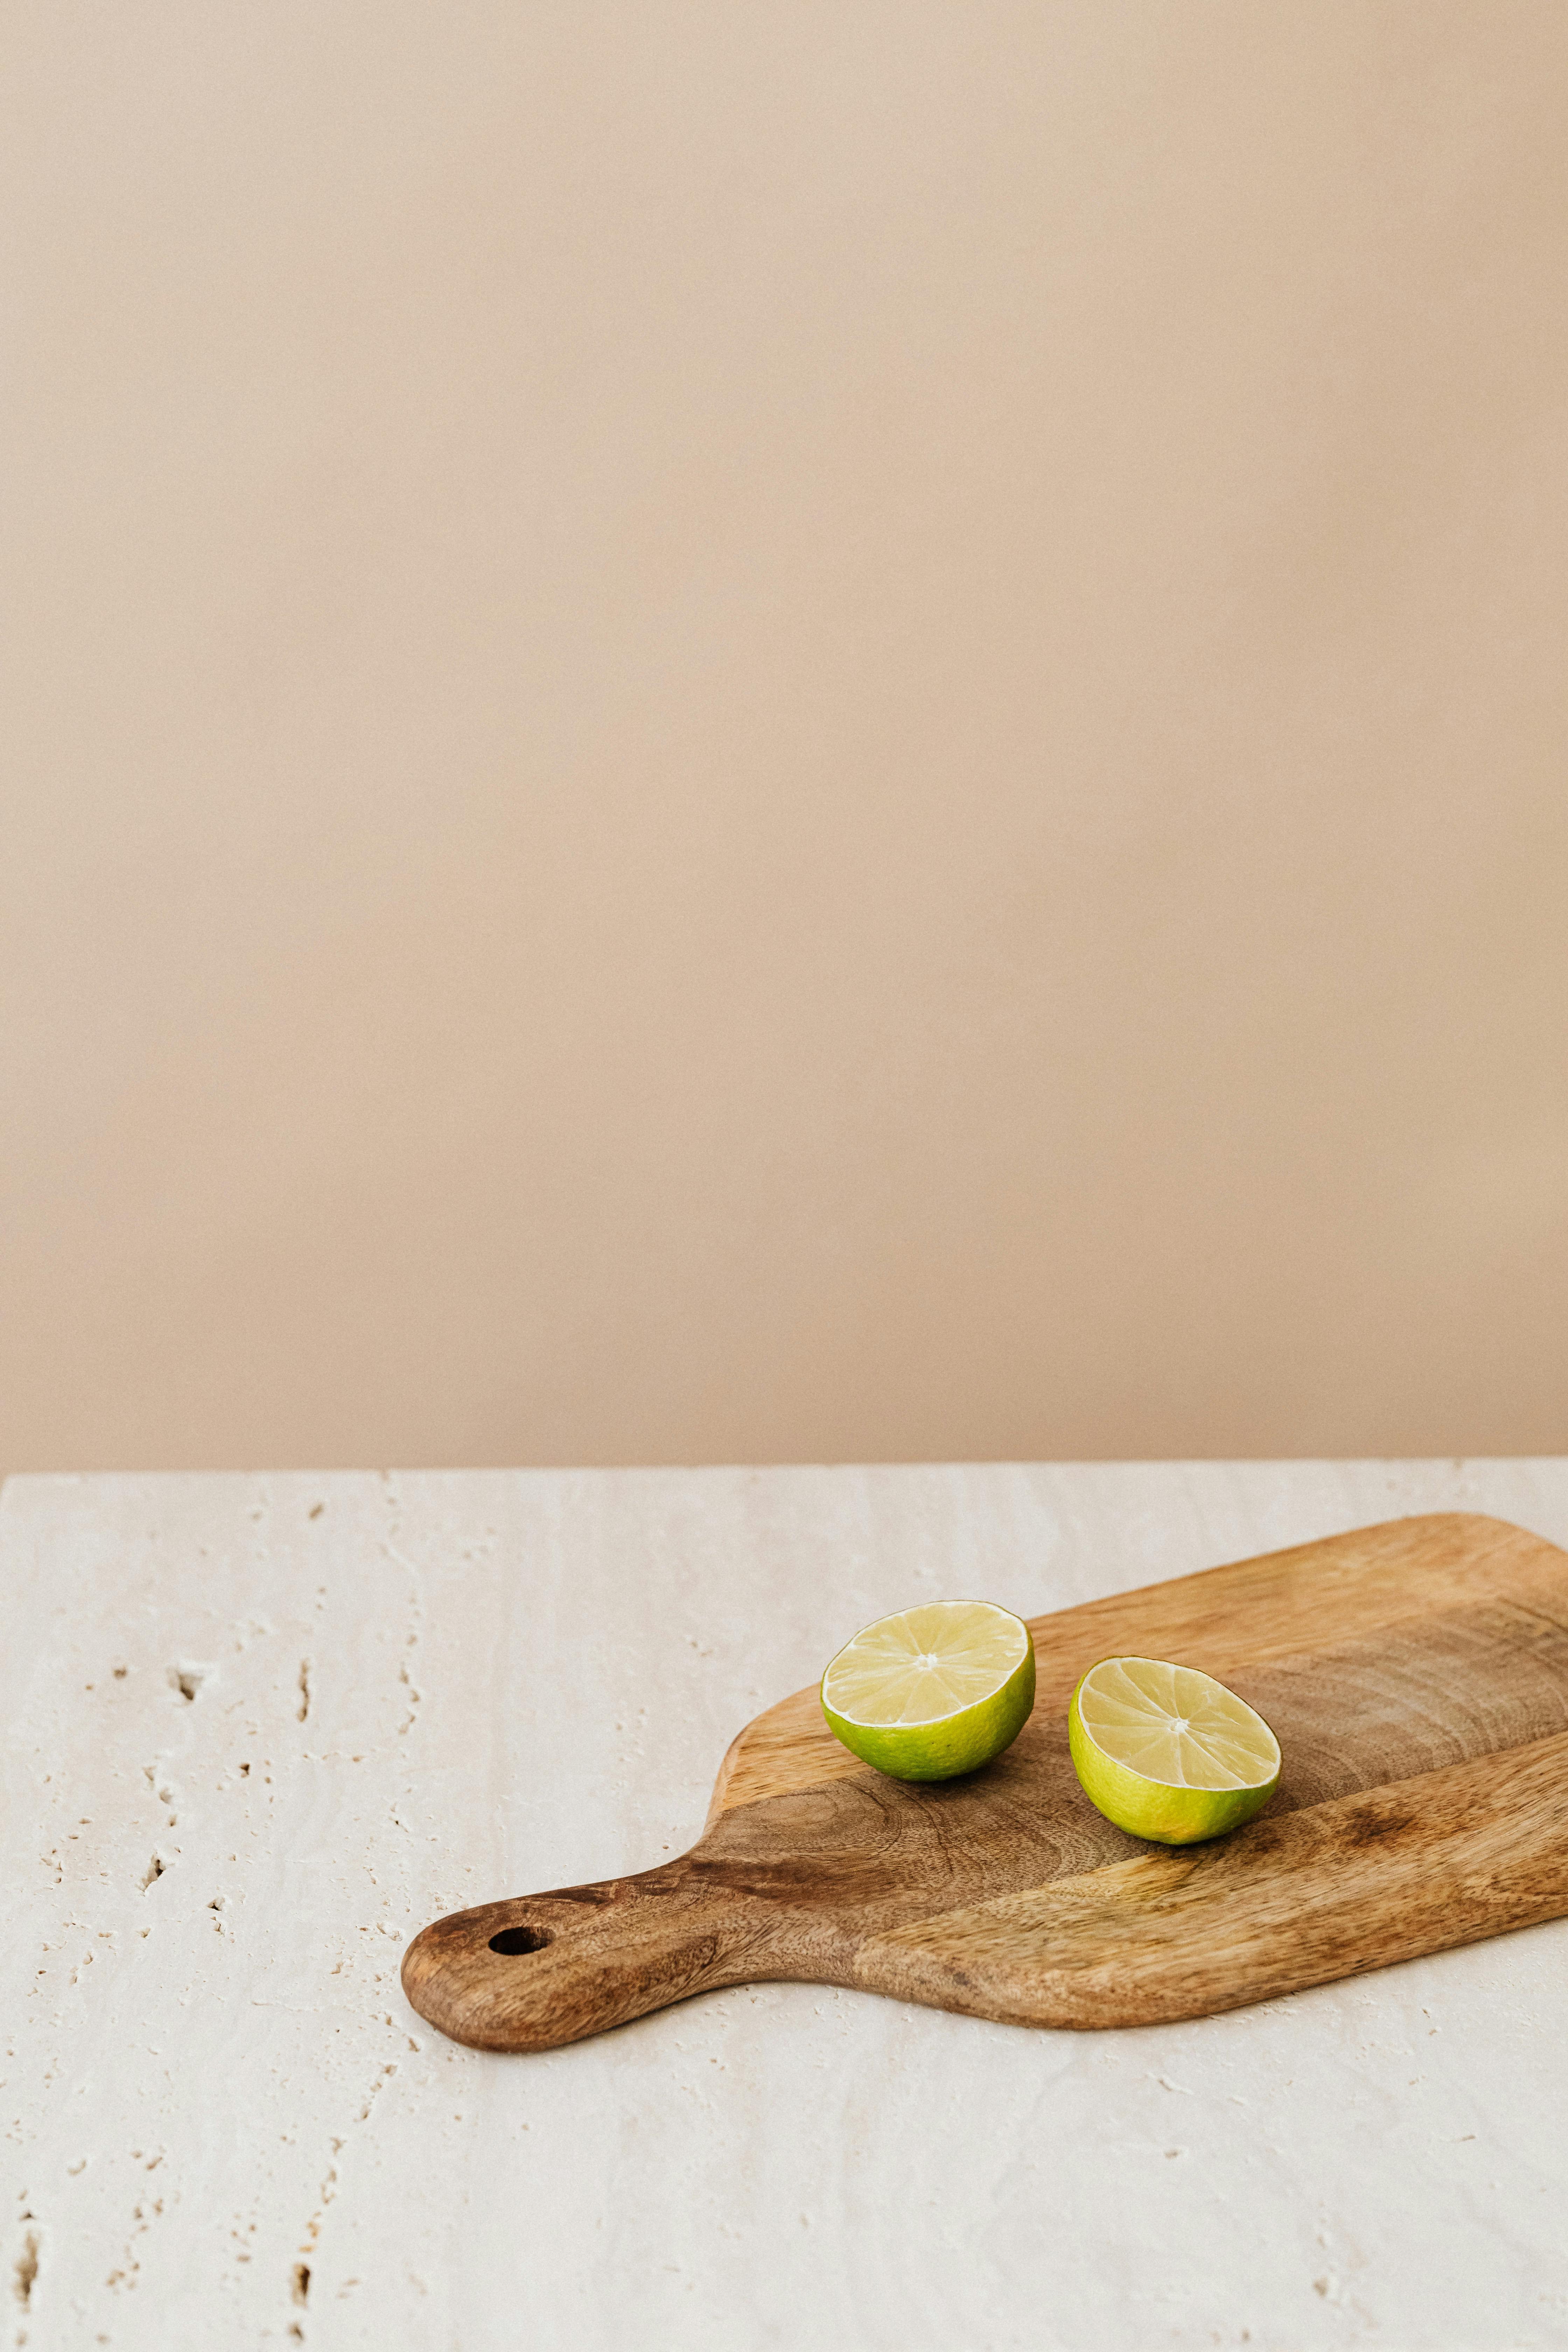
xmin=401 ymin=1863 xmax=765 ymax=2052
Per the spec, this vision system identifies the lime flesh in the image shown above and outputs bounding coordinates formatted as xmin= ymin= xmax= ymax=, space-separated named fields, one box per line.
xmin=1069 ymin=1656 xmax=1280 ymax=1844
xmin=821 ymin=1600 xmax=1036 ymax=1781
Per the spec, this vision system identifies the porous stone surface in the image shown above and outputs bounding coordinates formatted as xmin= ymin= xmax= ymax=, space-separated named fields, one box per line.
xmin=6 ymin=1460 xmax=1568 ymax=2349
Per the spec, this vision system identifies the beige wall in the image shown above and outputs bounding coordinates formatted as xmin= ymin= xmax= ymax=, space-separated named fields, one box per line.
xmin=5 ymin=4 xmax=1567 ymax=1477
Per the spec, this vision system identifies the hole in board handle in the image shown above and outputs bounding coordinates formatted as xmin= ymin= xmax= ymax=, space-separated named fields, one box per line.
xmin=489 ymin=1924 xmax=552 ymax=1955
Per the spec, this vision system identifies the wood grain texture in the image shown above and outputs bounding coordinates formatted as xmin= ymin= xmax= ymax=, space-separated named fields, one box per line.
xmin=402 ymin=1513 xmax=1568 ymax=2051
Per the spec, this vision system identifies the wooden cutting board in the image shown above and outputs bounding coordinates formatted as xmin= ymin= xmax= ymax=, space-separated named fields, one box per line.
xmin=401 ymin=1512 xmax=1568 ymax=2051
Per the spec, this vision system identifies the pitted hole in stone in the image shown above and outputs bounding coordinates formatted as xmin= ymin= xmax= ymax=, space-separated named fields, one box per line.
xmin=489 ymin=1925 xmax=552 ymax=1955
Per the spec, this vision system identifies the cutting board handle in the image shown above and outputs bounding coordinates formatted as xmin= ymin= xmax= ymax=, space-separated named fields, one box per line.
xmin=401 ymin=1859 xmax=770 ymax=2052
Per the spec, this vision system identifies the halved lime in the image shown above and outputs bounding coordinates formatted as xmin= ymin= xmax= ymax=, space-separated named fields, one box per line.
xmin=1068 ymin=1655 xmax=1280 ymax=1844
xmin=820 ymin=1600 xmax=1036 ymax=1781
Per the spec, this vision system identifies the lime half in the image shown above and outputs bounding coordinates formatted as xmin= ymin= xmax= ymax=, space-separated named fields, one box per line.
xmin=1069 ymin=1656 xmax=1280 ymax=1844
xmin=821 ymin=1599 xmax=1036 ymax=1781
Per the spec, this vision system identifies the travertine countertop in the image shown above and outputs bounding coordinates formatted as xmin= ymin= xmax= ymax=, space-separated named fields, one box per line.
xmin=7 ymin=1461 xmax=1568 ymax=2349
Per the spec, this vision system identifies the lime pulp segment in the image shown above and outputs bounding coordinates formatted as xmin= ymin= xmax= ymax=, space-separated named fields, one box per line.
xmin=1076 ymin=1656 xmax=1279 ymax=1787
